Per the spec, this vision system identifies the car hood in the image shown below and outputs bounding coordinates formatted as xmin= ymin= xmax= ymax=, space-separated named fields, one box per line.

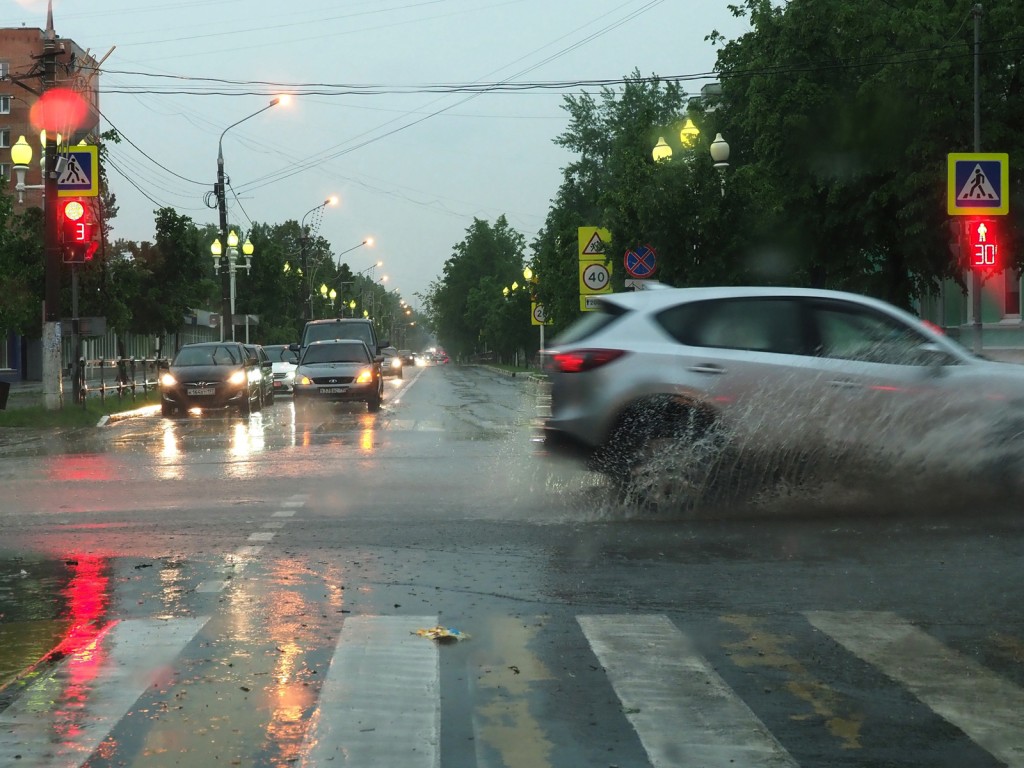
xmin=296 ymin=361 xmax=368 ymax=375
xmin=272 ymin=362 xmax=297 ymax=374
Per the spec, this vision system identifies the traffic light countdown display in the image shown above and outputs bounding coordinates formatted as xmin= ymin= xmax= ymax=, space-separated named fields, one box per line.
xmin=59 ymin=198 xmax=98 ymax=263
xmin=965 ymin=218 xmax=999 ymax=272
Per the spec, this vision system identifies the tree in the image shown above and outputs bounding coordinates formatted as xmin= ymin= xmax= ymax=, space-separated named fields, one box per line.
xmin=710 ymin=0 xmax=1024 ymax=306
xmin=0 ymin=196 xmax=44 ymax=337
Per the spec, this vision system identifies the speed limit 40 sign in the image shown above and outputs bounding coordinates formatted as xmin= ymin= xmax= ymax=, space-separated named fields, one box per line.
xmin=579 ymin=261 xmax=611 ymax=294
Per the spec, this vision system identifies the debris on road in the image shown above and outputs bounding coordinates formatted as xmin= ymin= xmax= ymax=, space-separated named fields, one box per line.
xmin=414 ymin=625 xmax=468 ymax=644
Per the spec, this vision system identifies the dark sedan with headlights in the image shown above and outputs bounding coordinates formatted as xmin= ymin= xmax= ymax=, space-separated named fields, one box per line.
xmin=159 ymin=341 xmax=262 ymax=417
xmin=293 ymin=340 xmax=383 ymax=413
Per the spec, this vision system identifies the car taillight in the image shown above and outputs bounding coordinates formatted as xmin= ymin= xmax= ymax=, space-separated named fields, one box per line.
xmin=546 ymin=349 xmax=628 ymax=373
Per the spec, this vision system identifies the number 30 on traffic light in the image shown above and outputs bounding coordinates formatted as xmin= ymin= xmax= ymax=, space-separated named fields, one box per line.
xmin=966 ymin=218 xmax=998 ymax=271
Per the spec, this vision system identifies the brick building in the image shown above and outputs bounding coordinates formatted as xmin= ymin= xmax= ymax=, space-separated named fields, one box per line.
xmin=0 ymin=3 xmax=100 ymax=380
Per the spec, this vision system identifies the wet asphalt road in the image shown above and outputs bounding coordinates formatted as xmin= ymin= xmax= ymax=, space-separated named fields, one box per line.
xmin=0 ymin=364 xmax=1022 ymax=768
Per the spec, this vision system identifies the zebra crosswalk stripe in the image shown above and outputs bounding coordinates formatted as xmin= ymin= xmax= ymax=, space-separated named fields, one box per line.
xmin=0 ymin=616 xmax=209 ymax=768
xmin=806 ymin=610 xmax=1024 ymax=768
xmin=300 ymin=615 xmax=440 ymax=768
xmin=578 ymin=614 xmax=798 ymax=768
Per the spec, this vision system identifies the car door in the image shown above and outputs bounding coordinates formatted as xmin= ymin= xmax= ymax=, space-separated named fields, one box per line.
xmin=801 ymin=297 xmax=966 ymax=450
xmin=654 ymin=296 xmax=831 ymax=450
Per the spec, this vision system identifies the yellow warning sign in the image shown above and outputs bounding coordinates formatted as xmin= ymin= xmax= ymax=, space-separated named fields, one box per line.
xmin=578 ymin=227 xmax=611 ymax=259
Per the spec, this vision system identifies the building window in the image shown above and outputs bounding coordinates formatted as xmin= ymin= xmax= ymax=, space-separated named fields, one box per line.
xmin=0 ymin=162 xmax=8 ymax=181
xmin=0 ymin=129 xmax=8 ymax=149
xmin=0 ymin=96 xmax=9 ymax=114
xmin=0 ymin=62 xmax=8 ymax=80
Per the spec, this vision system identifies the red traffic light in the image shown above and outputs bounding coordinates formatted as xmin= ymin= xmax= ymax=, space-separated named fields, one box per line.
xmin=59 ymin=198 xmax=98 ymax=263
xmin=966 ymin=219 xmax=998 ymax=271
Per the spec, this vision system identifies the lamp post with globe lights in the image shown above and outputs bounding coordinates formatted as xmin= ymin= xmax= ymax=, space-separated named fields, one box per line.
xmin=299 ymin=196 xmax=339 ymax=321
xmin=213 ymin=97 xmax=284 ymax=338
xmin=210 ymin=230 xmax=256 ymax=342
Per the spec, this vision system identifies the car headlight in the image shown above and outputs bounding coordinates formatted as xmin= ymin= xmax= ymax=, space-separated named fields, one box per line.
xmin=393 ymin=358 xmax=402 ymax=368
xmin=298 ymin=375 xmax=313 ymax=385
xmin=228 ymin=370 xmax=247 ymax=386
xmin=356 ymin=368 xmax=373 ymax=384
xmin=248 ymin=369 xmax=261 ymax=382
xmin=160 ymin=373 xmax=177 ymax=387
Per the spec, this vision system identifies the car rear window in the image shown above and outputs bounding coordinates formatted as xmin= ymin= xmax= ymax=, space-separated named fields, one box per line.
xmin=550 ymin=303 xmax=629 ymax=346
xmin=302 ymin=342 xmax=370 ymax=365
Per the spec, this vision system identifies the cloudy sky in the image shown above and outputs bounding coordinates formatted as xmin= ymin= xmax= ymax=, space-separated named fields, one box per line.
xmin=3 ymin=0 xmax=750 ymax=307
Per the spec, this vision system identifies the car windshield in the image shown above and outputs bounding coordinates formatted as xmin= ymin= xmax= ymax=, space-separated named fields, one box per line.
xmin=173 ymin=345 xmax=242 ymax=366
xmin=301 ymin=342 xmax=369 ymax=364
xmin=304 ymin=323 xmax=373 ymax=347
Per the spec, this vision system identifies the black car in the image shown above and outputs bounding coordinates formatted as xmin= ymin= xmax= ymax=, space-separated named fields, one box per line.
xmin=159 ymin=341 xmax=262 ymax=417
xmin=292 ymin=340 xmax=383 ymax=413
xmin=244 ymin=343 xmax=275 ymax=406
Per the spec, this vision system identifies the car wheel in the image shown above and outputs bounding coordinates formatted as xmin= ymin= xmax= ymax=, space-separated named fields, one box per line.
xmin=240 ymin=391 xmax=252 ymax=416
xmin=267 ymin=387 xmax=275 ymax=406
xmin=597 ymin=398 xmax=723 ymax=511
xmin=252 ymin=387 xmax=262 ymax=412
xmin=367 ymin=388 xmax=382 ymax=412
xmin=161 ymin=402 xmax=175 ymax=418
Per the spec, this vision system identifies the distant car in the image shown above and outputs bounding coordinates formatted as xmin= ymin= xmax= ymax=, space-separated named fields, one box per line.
xmin=381 ymin=347 xmax=403 ymax=379
xmin=293 ymin=340 xmax=384 ymax=413
xmin=293 ymin=318 xmax=386 ymax=357
xmin=543 ymin=286 xmax=1024 ymax=504
xmin=264 ymin=344 xmax=299 ymax=394
xmin=159 ymin=341 xmax=262 ymax=417
xmin=398 ymin=349 xmax=415 ymax=367
xmin=244 ymin=344 xmax=275 ymax=406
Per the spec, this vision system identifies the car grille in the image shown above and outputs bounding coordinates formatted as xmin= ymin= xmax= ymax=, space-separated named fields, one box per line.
xmin=311 ymin=376 xmax=355 ymax=385
xmin=273 ymin=372 xmax=288 ymax=380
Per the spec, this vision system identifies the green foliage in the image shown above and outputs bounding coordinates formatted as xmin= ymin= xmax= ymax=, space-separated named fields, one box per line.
xmin=0 ymin=198 xmax=44 ymax=336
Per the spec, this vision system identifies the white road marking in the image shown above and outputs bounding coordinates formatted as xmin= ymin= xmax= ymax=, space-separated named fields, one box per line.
xmin=300 ymin=615 xmax=440 ymax=768
xmin=0 ymin=617 xmax=209 ymax=768
xmin=248 ymin=531 xmax=275 ymax=542
xmin=232 ymin=545 xmax=264 ymax=558
xmin=261 ymin=521 xmax=286 ymax=529
xmin=578 ymin=614 xmax=797 ymax=768
xmin=806 ymin=611 xmax=1024 ymax=767
xmin=272 ymin=510 xmax=296 ymax=518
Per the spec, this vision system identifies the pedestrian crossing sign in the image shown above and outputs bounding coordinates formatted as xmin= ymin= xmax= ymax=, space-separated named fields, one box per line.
xmin=947 ymin=152 xmax=1008 ymax=215
xmin=56 ymin=145 xmax=99 ymax=198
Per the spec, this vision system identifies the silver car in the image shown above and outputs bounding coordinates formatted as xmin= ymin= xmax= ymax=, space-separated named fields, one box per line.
xmin=542 ymin=286 xmax=1024 ymax=504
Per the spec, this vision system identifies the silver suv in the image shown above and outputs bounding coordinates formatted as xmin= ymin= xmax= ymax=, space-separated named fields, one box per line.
xmin=542 ymin=286 xmax=1024 ymax=504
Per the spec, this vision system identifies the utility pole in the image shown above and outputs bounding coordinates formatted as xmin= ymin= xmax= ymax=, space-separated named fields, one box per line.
xmin=41 ymin=4 xmax=62 ymax=409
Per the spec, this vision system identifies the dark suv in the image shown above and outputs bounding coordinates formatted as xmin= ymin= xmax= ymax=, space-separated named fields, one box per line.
xmin=292 ymin=318 xmax=387 ymax=357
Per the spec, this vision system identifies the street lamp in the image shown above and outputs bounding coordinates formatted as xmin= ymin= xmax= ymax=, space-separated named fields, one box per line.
xmin=709 ymin=133 xmax=731 ymax=196
xmin=215 ymin=97 xmax=283 ymax=339
xmin=335 ymin=237 xmax=374 ymax=263
xmin=319 ymin=283 xmax=337 ymax=309
xmin=300 ymin=196 xmax=339 ymax=321
xmin=211 ymin=229 xmax=255 ymax=342
xmin=10 ymin=135 xmax=42 ymax=204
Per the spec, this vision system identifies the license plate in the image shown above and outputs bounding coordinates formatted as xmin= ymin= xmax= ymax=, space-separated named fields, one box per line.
xmin=186 ymin=387 xmax=215 ymax=396
xmin=319 ymin=387 xmax=345 ymax=394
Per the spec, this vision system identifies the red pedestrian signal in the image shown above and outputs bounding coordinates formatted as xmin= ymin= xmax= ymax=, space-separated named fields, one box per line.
xmin=966 ymin=218 xmax=998 ymax=271
xmin=59 ymin=198 xmax=99 ymax=263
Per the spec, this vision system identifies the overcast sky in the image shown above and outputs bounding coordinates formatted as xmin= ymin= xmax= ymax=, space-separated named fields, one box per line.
xmin=4 ymin=0 xmax=750 ymax=307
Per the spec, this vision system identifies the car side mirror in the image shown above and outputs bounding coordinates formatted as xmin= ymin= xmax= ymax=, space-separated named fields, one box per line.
xmin=288 ymin=343 xmax=300 ymax=352
xmin=158 ymin=359 xmax=170 ymax=371
xmin=248 ymin=356 xmax=259 ymax=366
xmin=375 ymin=355 xmax=384 ymax=364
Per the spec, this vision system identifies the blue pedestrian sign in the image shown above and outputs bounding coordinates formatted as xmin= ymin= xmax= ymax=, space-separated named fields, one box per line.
xmin=624 ymin=244 xmax=657 ymax=279
xmin=947 ymin=152 xmax=1008 ymax=215
xmin=57 ymin=146 xmax=99 ymax=198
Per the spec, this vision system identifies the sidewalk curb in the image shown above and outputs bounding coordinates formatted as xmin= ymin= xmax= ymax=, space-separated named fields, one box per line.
xmin=477 ymin=365 xmax=546 ymax=385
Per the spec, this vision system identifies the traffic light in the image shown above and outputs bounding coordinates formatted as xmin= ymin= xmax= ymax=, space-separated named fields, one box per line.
xmin=59 ymin=198 xmax=99 ymax=263
xmin=966 ymin=218 xmax=998 ymax=271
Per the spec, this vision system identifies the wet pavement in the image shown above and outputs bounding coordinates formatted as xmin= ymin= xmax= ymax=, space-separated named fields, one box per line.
xmin=0 ymin=365 xmax=1022 ymax=767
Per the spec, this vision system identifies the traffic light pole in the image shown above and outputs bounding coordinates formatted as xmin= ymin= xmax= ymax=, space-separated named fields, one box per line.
xmin=41 ymin=28 xmax=62 ymax=409
xmin=971 ymin=4 xmax=983 ymax=354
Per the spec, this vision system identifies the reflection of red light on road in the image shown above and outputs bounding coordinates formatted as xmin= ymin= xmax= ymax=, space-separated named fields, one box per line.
xmin=46 ymin=454 xmax=117 ymax=482
xmin=49 ymin=556 xmax=114 ymax=744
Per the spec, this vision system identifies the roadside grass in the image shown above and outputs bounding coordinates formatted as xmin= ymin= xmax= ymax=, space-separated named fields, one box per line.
xmin=0 ymin=391 xmax=159 ymax=428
